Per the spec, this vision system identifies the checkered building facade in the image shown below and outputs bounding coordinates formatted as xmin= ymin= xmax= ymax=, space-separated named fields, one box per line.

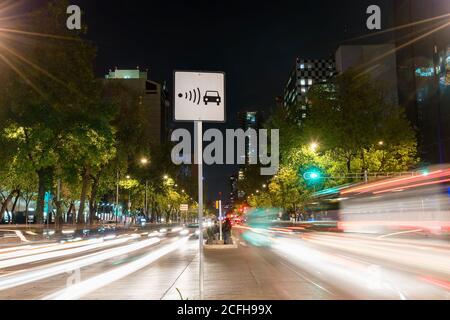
xmin=283 ymin=58 xmax=336 ymax=123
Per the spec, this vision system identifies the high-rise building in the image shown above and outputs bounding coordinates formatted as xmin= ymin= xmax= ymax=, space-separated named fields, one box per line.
xmin=104 ymin=68 xmax=171 ymax=145
xmin=229 ymin=174 xmax=238 ymax=206
xmin=393 ymin=0 xmax=450 ymax=163
xmin=335 ymin=44 xmax=399 ymax=103
xmin=283 ymin=58 xmax=336 ymax=124
xmin=238 ymin=111 xmax=263 ymax=163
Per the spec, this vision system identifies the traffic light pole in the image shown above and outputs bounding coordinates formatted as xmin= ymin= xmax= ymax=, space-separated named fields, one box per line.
xmin=195 ymin=121 xmax=204 ymax=300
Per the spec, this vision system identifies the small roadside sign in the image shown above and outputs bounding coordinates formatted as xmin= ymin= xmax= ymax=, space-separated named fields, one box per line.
xmin=174 ymin=71 xmax=225 ymax=122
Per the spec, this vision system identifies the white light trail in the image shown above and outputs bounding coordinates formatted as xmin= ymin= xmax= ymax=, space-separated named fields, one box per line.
xmin=270 ymin=234 xmax=450 ymax=299
xmin=0 ymin=235 xmax=139 ymax=269
xmin=43 ymin=236 xmax=189 ymax=300
xmin=0 ymin=237 xmax=162 ymax=291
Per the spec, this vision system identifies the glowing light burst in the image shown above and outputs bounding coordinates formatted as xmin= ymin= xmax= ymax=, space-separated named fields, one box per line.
xmin=0 ymin=0 xmax=82 ymax=97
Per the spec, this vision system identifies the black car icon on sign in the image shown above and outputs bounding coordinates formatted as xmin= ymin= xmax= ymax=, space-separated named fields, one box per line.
xmin=203 ymin=90 xmax=221 ymax=106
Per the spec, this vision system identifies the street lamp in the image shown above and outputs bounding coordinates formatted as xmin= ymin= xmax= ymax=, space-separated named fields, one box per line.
xmin=310 ymin=142 xmax=319 ymax=152
xmin=125 ymin=175 xmax=132 ymax=217
xmin=140 ymin=158 xmax=149 ymax=218
xmin=163 ymin=175 xmax=169 ymax=180
xmin=378 ymin=141 xmax=384 ymax=146
xmin=262 ymin=184 xmax=267 ymax=189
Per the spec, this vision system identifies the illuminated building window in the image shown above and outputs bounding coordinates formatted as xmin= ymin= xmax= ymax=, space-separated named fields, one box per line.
xmin=415 ymin=67 xmax=434 ymax=77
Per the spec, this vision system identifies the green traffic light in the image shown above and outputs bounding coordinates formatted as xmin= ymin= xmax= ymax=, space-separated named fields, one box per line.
xmin=310 ymin=172 xmax=319 ymax=179
xmin=303 ymin=170 xmax=321 ymax=180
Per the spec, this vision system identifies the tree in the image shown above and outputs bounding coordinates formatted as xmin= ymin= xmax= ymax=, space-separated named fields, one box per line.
xmin=268 ymin=167 xmax=305 ymax=217
xmin=0 ymin=0 xmax=98 ymax=223
xmin=62 ymin=125 xmax=116 ymax=225
xmin=303 ymin=69 xmax=418 ymax=173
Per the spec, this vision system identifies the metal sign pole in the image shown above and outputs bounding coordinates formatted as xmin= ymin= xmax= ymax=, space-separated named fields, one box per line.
xmin=219 ymin=200 xmax=222 ymax=241
xmin=195 ymin=121 xmax=204 ymax=300
xmin=174 ymin=71 xmax=225 ymax=300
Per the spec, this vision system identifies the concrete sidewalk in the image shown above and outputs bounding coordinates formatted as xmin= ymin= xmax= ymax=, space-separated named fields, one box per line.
xmin=161 ymin=238 xmax=333 ymax=300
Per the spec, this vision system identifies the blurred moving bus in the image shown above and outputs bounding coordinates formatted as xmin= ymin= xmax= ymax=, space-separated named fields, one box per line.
xmin=339 ymin=166 xmax=450 ymax=235
xmin=309 ymin=165 xmax=450 ymax=236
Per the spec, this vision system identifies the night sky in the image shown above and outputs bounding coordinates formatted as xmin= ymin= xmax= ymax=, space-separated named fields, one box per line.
xmin=31 ymin=0 xmax=395 ymax=201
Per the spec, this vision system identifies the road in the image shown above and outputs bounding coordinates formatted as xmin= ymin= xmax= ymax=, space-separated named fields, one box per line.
xmin=0 ymin=225 xmax=449 ymax=300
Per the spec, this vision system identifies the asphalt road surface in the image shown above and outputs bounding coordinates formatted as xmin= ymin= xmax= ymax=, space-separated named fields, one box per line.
xmin=0 ymin=226 xmax=448 ymax=300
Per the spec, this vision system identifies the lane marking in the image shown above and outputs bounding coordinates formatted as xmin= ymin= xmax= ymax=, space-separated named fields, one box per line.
xmin=278 ymin=260 xmax=335 ymax=296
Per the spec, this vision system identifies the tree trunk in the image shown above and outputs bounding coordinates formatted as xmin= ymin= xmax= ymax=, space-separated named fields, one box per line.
xmin=54 ymin=199 xmax=63 ymax=230
xmin=66 ymin=202 xmax=74 ymax=224
xmin=10 ymin=191 xmax=20 ymax=224
xmin=25 ymin=201 xmax=30 ymax=225
xmin=88 ymin=174 xmax=100 ymax=225
xmin=36 ymin=169 xmax=48 ymax=224
xmin=0 ymin=191 xmax=15 ymax=222
xmin=77 ymin=167 xmax=90 ymax=225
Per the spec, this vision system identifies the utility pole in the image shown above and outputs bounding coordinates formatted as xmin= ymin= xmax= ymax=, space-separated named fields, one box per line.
xmin=116 ymin=169 xmax=119 ymax=225
xmin=145 ymin=180 xmax=148 ymax=217
xmin=57 ymin=178 xmax=61 ymax=226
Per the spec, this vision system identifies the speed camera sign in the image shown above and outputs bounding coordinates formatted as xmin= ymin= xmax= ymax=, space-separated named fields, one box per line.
xmin=174 ymin=71 xmax=225 ymax=122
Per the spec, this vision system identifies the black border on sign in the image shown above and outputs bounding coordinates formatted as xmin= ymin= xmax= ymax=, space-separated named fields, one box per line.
xmin=173 ymin=70 xmax=226 ymax=123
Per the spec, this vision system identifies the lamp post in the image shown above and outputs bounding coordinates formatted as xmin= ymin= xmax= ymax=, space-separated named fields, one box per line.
xmin=115 ymin=169 xmax=119 ymax=225
xmin=126 ymin=175 xmax=131 ymax=216
xmin=140 ymin=158 xmax=149 ymax=218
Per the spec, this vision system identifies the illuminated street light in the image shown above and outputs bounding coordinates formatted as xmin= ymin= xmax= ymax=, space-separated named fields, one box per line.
xmin=126 ymin=175 xmax=131 ymax=179
xmin=378 ymin=141 xmax=384 ymax=146
xmin=310 ymin=142 xmax=319 ymax=152
xmin=262 ymin=184 xmax=267 ymax=189
xmin=140 ymin=157 xmax=149 ymax=165
xmin=163 ymin=175 xmax=169 ymax=180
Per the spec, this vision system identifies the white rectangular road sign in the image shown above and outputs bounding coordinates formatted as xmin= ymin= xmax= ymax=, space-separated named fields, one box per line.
xmin=174 ymin=71 xmax=225 ymax=122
